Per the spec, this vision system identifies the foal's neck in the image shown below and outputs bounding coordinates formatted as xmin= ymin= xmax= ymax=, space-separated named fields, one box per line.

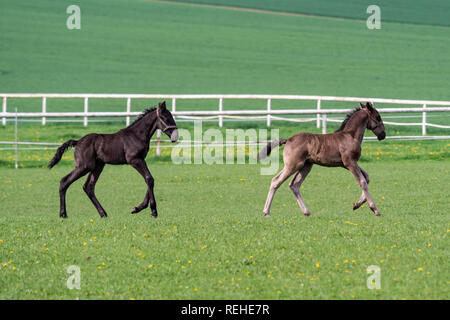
xmin=343 ymin=110 xmax=368 ymax=143
xmin=131 ymin=111 xmax=158 ymax=142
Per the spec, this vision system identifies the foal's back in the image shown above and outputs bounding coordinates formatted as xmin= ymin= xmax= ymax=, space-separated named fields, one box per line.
xmin=75 ymin=131 xmax=127 ymax=166
xmin=284 ymin=131 xmax=359 ymax=168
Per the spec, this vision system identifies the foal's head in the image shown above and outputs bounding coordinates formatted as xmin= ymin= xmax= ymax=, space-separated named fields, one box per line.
xmin=360 ymin=102 xmax=386 ymax=140
xmin=156 ymin=101 xmax=179 ymax=142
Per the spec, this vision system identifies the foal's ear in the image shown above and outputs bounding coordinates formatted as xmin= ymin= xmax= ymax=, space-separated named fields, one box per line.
xmin=366 ymin=102 xmax=374 ymax=111
xmin=159 ymin=101 xmax=166 ymax=109
xmin=360 ymin=103 xmax=366 ymax=108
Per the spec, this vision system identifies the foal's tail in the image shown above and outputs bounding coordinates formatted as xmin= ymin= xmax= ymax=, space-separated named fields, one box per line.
xmin=258 ymin=139 xmax=287 ymax=160
xmin=48 ymin=139 xmax=78 ymax=169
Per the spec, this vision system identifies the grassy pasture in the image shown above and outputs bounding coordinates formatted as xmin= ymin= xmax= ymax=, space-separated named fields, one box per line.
xmin=0 ymin=161 xmax=449 ymax=299
xmin=1 ymin=0 xmax=449 ymax=100
xmin=0 ymin=0 xmax=449 ymax=300
xmin=167 ymin=0 xmax=450 ymax=26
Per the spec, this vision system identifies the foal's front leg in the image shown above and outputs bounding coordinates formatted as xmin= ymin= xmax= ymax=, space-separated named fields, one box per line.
xmin=130 ymin=159 xmax=157 ymax=218
xmin=347 ymin=164 xmax=380 ymax=216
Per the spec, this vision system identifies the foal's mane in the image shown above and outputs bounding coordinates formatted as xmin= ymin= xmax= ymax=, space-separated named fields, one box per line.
xmin=334 ymin=107 xmax=362 ymax=132
xmin=127 ymin=107 xmax=157 ymax=128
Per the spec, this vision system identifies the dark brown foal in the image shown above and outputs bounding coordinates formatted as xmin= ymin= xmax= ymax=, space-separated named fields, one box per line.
xmin=49 ymin=101 xmax=178 ymax=218
xmin=259 ymin=102 xmax=386 ymax=217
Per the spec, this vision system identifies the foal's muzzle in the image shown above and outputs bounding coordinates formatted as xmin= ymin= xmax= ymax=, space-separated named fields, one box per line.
xmin=170 ymin=129 xmax=179 ymax=142
xmin=377 ymin=131 xmax=386 ymax=141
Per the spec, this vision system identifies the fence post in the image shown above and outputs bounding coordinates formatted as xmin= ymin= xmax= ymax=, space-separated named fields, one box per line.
xmin=219 ymin=98 xmax=223 ymax=127
xmin=126 ymin=97 xmax=131 ymax=126
xmin=14 ymin=108 xmax=18 ymax=169
xmin=156 ymin=129 xmax=161 ymax=157
xmin=83 ymin=97 xmax=89 ymax=127
xmin=2 ymin=97 xmax=6 ymax=126
xmin=322 ymin=114 xmax=327 ymax=134
xmin=422 ymin=104 xmax=427 ymax=136
xmin=171 ymin=98 xmax=176 ymax=113
xmin=42 ymin=97 xmax=47 ymax=125
xmin=172 ymin=98 xmax=176 ymax=124
xmin=316 ymin=99 xmax=321 ymax=128
xmin=267 ymin=98 xmax=271 ymax=127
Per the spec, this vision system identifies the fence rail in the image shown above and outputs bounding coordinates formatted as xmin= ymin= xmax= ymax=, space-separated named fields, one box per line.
xmin=0 ymin=93 xmax=450 ymax=131
xmin=1 ymin=93 xmax=450 ymax=168
xmin=1 ymin=93 xmax=450 ymax=135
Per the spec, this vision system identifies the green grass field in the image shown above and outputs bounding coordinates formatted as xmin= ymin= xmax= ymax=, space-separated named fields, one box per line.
xmin=167 ymin=0 xmax=450 ymax=26
xmin=0 ymin=0 xmax=449 ymax=300
xmin=0 ymin=161 xmax=448 ymax=299
xmin=1 ymin=0 xmax=450 ymax=100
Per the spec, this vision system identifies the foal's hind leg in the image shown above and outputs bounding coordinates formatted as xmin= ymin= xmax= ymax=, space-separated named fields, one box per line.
xmin=263 ymin=166 xmax=296 ymax=216
xmin=59 ymin=167 xmax=89 ymax=218
xmin=353 ymin=168 xmax=369 ymax=211
xmin=83 ymin=162 xmax=108 ymax=218
xmin=289 ymin=162 xmax=313 ymax=216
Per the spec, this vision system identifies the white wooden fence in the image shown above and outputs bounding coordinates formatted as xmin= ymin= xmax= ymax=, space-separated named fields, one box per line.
xmin=1 ymin=93 xmax=450 ymax=168
xmin=1 ymin=93 xmax=450 ymax=136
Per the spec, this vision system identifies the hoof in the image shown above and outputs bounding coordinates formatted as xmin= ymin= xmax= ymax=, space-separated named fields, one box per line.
xmin=263 ymin=212 xmax=270 ymax=217
xmin=151 ymin=214 xmax=158 ymax=219
xmin=60 ymin=215 xmax=68 ymax=219
xmin=374 ymin=211 xmax=381 ymax=216
xmin=131 ymin=207 xmax=139 ymax=214
xmin=352 ymin=203 xmax=360 ymax=210
xmin=303 ymin=212 xmax=311 ymax=216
